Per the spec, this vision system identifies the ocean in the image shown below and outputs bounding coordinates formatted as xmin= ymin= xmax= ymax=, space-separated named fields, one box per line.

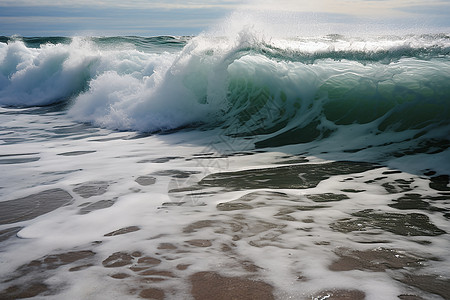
xmin=0 ymin=18 xmax=449 ymax=300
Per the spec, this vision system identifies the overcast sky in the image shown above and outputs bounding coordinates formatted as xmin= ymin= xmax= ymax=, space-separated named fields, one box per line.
xmin=0 ymin=0 xmax=449 ymax=36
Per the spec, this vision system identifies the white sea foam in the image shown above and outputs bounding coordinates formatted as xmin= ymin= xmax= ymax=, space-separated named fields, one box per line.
xmin=0 ymin=106 xmax=449 ymax=299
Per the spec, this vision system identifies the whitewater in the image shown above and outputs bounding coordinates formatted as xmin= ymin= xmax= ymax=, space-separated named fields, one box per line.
xmin=0 ymin=10 xmax=450 ymax=300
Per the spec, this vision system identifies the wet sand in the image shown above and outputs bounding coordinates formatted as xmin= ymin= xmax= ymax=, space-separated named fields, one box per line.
xmin=0 ymin=160 xmax=449 ymax=299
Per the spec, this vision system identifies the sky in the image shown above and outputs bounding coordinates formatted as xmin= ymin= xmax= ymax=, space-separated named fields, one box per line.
xmin=0 ymin=0 xmax=449 ymax=36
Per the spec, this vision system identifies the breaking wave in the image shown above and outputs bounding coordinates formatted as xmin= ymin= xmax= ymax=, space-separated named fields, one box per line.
xmin=0 ymin=31 xmax=449 ymax=155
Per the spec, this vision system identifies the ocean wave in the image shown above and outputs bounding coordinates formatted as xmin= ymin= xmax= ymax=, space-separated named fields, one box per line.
xmin=0 ymin=37 xmax=176 ymax=107
xmin=1 ymin=32 xmax=449 ymax=153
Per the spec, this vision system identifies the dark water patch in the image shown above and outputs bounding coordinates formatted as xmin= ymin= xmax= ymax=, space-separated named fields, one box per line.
xmin=66 ymin=133 xmax=106 ymax=141
xmin=382 ymin=170 xmax=403 ymax=175
xmin=329 ymin=248 xmax=425 ymax=272
xmin=134 ymin=256 xmax=161 ymax=268
xmin=306 ymin=193 xmax=350 ymax=202
xmin=159 ymin=201 xmax=186 ymax=208
xmin=104 ymin=226 xmax=140 ymax=237
xmin=0 ymin=137 xmax=28 ymax=145
xmin=331 ymin=209 xmax=446 ymax=236
xmin=22 ymin=251 xmax=96 ymax=271
xmin=0 ymin=189 xmax=73 ymax=225
xmin=137 ymin=159 xmax=152 ymax=163
xmin=89 ymin=136 xmax=125 ymax=142
xmin=389 ymin=194 xmax=448 ymax=214
xmin=138 ymin=269 xmax=175 ymax=278
xmin=192 ymin=152 xmax=215 ymax=156
xmin=102 ymin=251 xmax=163 ymax=275
xmin=364 ymin=177 xmax=385 ymax=184
xmin=239 ymin=191 xmax=299 ymax=201
xmin=0 ymin=249 xmax=96 ymax=298
xmin=217 ymin=202 xmax=253 ymax=211
xmin=398 ymin=274 xmax=450 ymax=300
xmin=279 ymin=205 xmax=329 ymax=212
xmin=152 ymin=170 xmax=201 ymax=179
xmin=389 ymin=195 xmax=430 ymax=210
xmin=122 ymin=132 xmax=152 ymax=140
xmin=78 ymin=200 xmax=115 ymax=215
xmin=273 ymin=210 xmax=297 ymax=221
xmin=139 ymin=288 xmax=165 ymax=300
xmin=69 ymin=264 xmax=93 ymax=272
xmin=187 ymin=151 xmax=257 ymax=162
xmin=382 ymin=179 xmax=415 ymax=194
xmin=41 ymin=169 xmax=82 ymax=176
xmin=185 ymin=216 xmax=285 ymax=248
xmin=217 ymin=191 xmax=307 ymax=212
xmin=102 ymin=252 xmax=134 ymax=268
xmin=413 ymin=240 xmax=432 ymax=245
xmin=57 ymin=150 xmax=96 ymax=156
xmin=0 ymin=153 xmax=39 ymax=157
xmin=398 ymin=294 xmax=426 ymax=300
xmin=135 ymin=176 xmax=156 ymax=186
xmin=311 ymin=289 xmax=365 ymax=300
xmin=150 ymin=156 xmax=183 ymax=163
xmin=183 ymin=220 xmax=216 ymax=234
xmin=50 ymin=123 xmax=99 ymax=136
xmin=73 ymin=181 xmax=109 ymax=198
xmin=158 ymin=243 xmax=178 ymax=250
xmin=424 ymin=170 xmax=437 ymax=176
xmin=429 ymin=175 xmax=450 ymax=191
xmin=0 ymin=157 xmax=40 ymax=164
xmin=186 ymin=239 xmax=212 ymax=247
xmin=198 ymin=161 xmax=380 ymax=191
xmin=273 ymin=156 xmax=309 ymax=165
xmin=192 ymin=151 xmax=261 ymax=160
xmin=186 ymin=152 xmax=226 ymax=161
xmin=427 ymin=194 xmax=450 ymax=201
xmin=228 ymin=151 xmax=259 ymax=157
xmin=0 ymin=283 xmax=49 ymax=299
xmin=0 ymin=227 xmax=22 ymax=243
xmin=341 ymin=189 xmax=365 ymax=193
xmin=190 ymin=272 xmax=274 ymax=300
xmin=343 ymin=147 xmax=369 ymax=154
xmin=110 ymin=273 xmax=131 ymax=279
xmin=274 ymin=213 xmax=297 ymax=222
xmin=350 ymin=239 xmax=393 ymax=244
xmin=137 ymin=256 xmax=161 ymax=266
xmin=392 ymin=139 xmax=449 ymax=158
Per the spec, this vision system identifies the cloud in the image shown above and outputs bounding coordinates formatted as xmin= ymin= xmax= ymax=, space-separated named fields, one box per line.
xmin=0 ymin=2 xmax=233 ymax=36
xmin=0 ymin=0 xmax=449 ymax=36
xmin=0 ymin=0 xmax=241 ymax=10
xmin=239 ymin=0 xmax=450 ymax=17
xmin=397 ymin=2 xmax=450 ymax=16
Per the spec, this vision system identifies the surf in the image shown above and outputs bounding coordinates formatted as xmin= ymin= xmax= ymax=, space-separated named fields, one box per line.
xmin=0 ymin=12 xmax=449 ymax=163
